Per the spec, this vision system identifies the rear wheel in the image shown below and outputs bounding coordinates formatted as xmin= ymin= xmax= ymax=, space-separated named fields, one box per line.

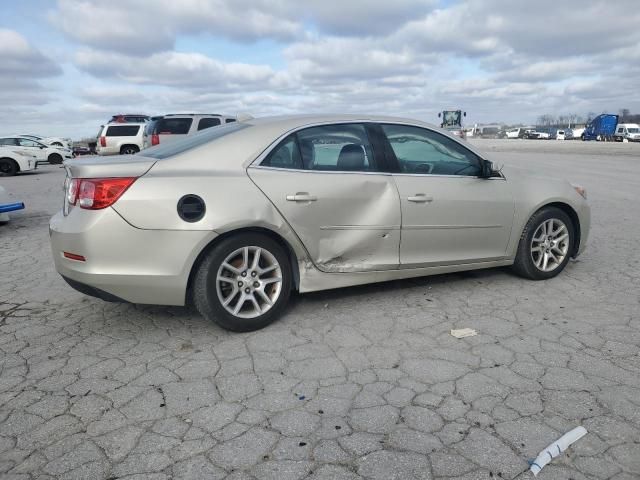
xmin=120 ymin=145 xmax=139 ymax=155
xmin=0 ymin=158 xmax=18 ymax=176
xmin=512 ymin=207 xmax=574 ymax=280
xmin=193 ymin=233 xmax=292 ymax=331
xmin=48 ymin=153 xmax=63 ymax=164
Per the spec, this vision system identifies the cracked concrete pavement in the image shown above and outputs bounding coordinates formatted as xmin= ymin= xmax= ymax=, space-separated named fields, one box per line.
xmin=0 ymin=139 xmax=639 ymax=479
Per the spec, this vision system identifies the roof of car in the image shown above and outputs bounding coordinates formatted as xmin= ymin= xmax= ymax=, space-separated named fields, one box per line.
xmin=104 ymin=122 xmax=147 ymax=127
xmin=244 ymin=113 xmax=440 ymax=131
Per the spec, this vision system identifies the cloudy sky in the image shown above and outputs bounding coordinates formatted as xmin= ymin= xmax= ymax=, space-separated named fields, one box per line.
xmin=1 ymin=0 xmax=639 ymax=138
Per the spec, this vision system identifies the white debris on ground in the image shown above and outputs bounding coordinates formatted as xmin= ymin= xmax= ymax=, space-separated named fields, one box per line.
xmin=450 ymin=328 xmax=478 ymax=338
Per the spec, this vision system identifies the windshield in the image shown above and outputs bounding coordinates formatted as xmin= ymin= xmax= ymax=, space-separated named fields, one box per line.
xmin=441 ymin=111 xmax=462 ymax=127
xmin=627 ymin=128 xmax=639 ymax=133
xmin=142 ymin=122 xmax=249 ymax=159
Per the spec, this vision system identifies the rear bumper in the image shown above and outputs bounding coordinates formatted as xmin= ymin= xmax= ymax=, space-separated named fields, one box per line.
xmin=49 ymin=207 xmax=217 ymax=305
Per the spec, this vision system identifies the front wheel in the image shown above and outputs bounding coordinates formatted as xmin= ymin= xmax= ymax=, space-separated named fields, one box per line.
xmin=0 ymin=158 xmax=18 ymax=176
xmin=192 ymin=233 xmax=292 ymax=331
xmin=512 ymin=207 xmax=574 ymax=280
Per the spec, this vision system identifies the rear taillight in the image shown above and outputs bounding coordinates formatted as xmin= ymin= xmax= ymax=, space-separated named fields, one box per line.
xmin=100 ymin=136 xmax=106 ymax=147
xmin=66 ymin=177 xmax=136 ymax=210
xmin=151 ymin=133 xmax=159 ymax=146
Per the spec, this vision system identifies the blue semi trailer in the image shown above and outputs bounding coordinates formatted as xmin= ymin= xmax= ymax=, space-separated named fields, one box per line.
xmin=582 ymin=114 xmax=618 ymax=141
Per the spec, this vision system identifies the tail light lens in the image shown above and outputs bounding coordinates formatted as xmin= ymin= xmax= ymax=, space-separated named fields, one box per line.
xmin=151 ymin=133 xmax=159 ymax=146
xmin=100 ymin=136 xmax=106 ymax=147
xmin=67 ymin=177 xmax=136 ymax=210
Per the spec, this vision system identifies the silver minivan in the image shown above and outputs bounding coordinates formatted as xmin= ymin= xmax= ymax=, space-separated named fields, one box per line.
xmin=142 ymin=114 xmax=236 ymax=149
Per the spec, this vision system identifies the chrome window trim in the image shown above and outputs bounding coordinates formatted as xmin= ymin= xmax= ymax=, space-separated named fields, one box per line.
xmin=250 ymin=119 xmax=499 ymax=177
xmin=248 ymin=165 xmax=392 ymax=176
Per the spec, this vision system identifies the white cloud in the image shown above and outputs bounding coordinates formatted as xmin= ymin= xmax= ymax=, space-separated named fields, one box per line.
xmin=2 ymin=0 xmax=639 ymax=137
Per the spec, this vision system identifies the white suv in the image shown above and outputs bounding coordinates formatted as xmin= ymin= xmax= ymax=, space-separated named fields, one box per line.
xmin=142 ymin=114 xmax=235 ymax=149
xmin=96 ymin=123 xmax=145 ymax=156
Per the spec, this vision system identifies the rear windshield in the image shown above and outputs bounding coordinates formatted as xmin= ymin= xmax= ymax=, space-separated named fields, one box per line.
xmin=155 ymin=118 xmax=193 ymax=135
xmin=142 ymin=122 xmax=249 ymax=159
xmin=106 ymin=125 xmax=140 ymax=136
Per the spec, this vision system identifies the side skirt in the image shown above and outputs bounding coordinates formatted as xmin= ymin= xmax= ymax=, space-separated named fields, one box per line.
xmin=298 ymin=259 xmax=513 ymax=293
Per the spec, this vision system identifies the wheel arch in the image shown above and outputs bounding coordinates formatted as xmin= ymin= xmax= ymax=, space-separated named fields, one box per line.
xmin=185 ymin=226 xmax=301 ymax=304
xmin=119 ymin=144 xmax=140 ymax=154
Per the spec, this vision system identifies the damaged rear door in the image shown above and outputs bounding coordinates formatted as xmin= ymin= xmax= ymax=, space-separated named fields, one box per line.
xmin=248 ymin=123 xmax=401 ymax=273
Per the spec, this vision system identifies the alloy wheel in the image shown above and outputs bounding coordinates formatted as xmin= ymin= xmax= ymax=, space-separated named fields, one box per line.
xmin=215 ymin=246 xmax=282 ymax=319
xmin=530 ymin=218 xmax=570 ymax=272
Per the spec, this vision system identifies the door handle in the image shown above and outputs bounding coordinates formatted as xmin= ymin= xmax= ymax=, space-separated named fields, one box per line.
xmin=286 ymin=193 xmax=317 ymax=202
xmin=407 ymin=194 xmax=433 ymax=203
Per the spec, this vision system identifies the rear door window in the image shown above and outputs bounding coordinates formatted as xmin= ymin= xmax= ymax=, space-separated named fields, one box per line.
xmin=0 ymin=138 xmax=19 ymax=146
xmin=106 ymin=125 xmax=140 ymax=137
xmin=156 ymin=118 xmax=193 ymax=135
xmin=197 ymin=117 xmax=221 ymax=131
xmin=298 ymin=123 xmax=376 ymax=171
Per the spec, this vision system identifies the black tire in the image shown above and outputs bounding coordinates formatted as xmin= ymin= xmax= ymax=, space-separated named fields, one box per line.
xmin=120 ymin=145 xmax=139 ymax=155
xmin=48 ymin=153 xmax=63 ymax=164
xmin=193 ymin=233 xmax=292 ymax=332
xmin=512 ymin=207 xmax=574 ymax=280
xmin=0 ymin=158 xmax=18 ymax=176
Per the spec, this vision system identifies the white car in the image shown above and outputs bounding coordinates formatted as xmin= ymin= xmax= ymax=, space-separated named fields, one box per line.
xmin=18 ymin=134 xmax=73 ymax=150
xmin=0 ymin=146 xmax=37 ymax=176
xmin=96 ymin=123 xmax=145 ymax=156
xmin=570 ymin=127 xmax=585 ymax=140
xmin=556 ymin=130 xmax=566 ymax=140
xmin=0 ymin=136 xmax=73 ymax=165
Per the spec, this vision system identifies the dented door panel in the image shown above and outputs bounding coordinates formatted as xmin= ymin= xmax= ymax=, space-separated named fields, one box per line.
xmin=248 ymin=168 xmax=401 ymax=272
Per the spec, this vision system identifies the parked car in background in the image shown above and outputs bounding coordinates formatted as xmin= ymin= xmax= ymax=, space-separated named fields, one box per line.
xmin=613 ymin=123 xmax=640 ymax=142
xmin=109 ymin=114 xmax=150 ymax=123
xmin=0 ymin=146 xmax=37 ymax=176
xmin=478 ymin=125 xmax=501 ymax=138
xmin=142 ymin=114 xmax=236 ymax=149
xmin=51 ymin=114 xmax=590 ymax=332
xmin=505 ymin=127 xmax=534 ymax=139
xmin=18 ymin=134 xmax=73 ymax=150
xmin=583 ymin=114 xmax=618 ymax=141
xmin=0 ymin=136 xmax=73 ymax=164
xmin=556 ymin=130 xmax=566 ymax=140
xmin=72 ymin=146 xmax=93 ymax=156
xmin=569 ymin=127 xmax=584 ymax=139
xmin=96 ymin=123 xmax=145 ymax=156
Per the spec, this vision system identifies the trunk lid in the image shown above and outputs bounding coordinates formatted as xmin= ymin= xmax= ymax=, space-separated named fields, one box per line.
xmin=64 ymin=154 xmax=156 ymax=178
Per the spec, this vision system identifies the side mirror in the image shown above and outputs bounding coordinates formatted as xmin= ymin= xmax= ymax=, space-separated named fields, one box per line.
xmin=463 ymin=112 xmax=467 ymax=117
xmin=480 ymin=159 xmax=498 ymax=178
xmin=438 ymin=112 xmax=441 ymax=118
xmin=40 ymin=145 xmax=46 ymax=149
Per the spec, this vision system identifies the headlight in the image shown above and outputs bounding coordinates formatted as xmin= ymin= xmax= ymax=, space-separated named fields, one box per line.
xmin=571 ymin=183 xmax=587 ymax=199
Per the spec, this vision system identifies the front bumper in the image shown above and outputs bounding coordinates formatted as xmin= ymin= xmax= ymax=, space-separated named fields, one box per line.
xmin=575 ymin=201 xmax=591 ymax=257
xmin=49 ymin=207 xmax=217 ymax=305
